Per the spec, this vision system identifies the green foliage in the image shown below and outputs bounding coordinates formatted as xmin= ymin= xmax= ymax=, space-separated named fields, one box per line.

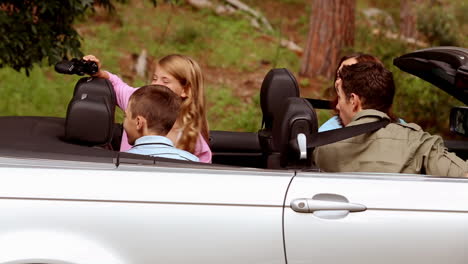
xmin=391 ymin=65 xmax=459 ymax=134
xmin=316 ymin=109 xmax=334 ymax=127
xmin=299 ymin=78 xmax=310 ymax=88
xmin=202 ymin=15 xmax=262 ymax=70
xmin=454 ymin=1 xmax=468 ymax=26
xmin=171 ymin=27 xmax=200 ymax=46
xmin=0 ymin=66 xmax=79 ymax=116
xmin=0 ymin=0 xmax=158 ymax=74
xmin=357 ymin=0 xmax=399 ymax=22
xmin=0 ymin=1 xmax=86 ymax=74
xmin=417 ymin=2 xmax=460 ymax=46
xmin=207 ymin=87 xmax=261 ymax=132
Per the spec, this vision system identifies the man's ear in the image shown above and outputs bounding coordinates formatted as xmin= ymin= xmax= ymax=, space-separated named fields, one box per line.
xmin=349 ymin=93 xmax=363 ymax=113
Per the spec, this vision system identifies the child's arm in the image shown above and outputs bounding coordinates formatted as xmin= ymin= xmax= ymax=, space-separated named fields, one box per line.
xmin=83 ymin=55 xmax=136 ymax=110
xmin=83 ymin=55 xmax=109 ymax=79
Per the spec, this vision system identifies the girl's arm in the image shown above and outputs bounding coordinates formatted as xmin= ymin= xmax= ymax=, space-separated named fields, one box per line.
xmin=106 ymin=71 xmax=136 ymax=110
xmin=83 ymin=55 xmax=109 ymax=79
xmin=83 ymin=55 xmax=136 ymax=110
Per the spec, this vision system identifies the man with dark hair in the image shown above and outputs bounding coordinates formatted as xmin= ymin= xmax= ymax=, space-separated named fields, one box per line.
xmin=314 ymin=62 xmax=467 ymax=176
xmin=124 ymin=85 xmax=199 ymax=162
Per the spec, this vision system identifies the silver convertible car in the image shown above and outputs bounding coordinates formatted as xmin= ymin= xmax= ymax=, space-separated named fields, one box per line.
xmin=0 ymin=47 xmax=467 ymax=264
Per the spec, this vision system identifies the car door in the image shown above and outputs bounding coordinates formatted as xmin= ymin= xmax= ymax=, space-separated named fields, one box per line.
xmin=0 ymin=157 xmax=293 ymax=264
xmin=111 ymin=162 xmax=293 ymax=264
xmin=284 ymin=172 xmax=468 ymax=264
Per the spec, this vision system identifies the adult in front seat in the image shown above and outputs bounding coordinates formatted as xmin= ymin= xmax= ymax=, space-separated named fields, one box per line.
xmin=313 ymin=61 xmax=467 ymax=176
xmin=319 ymin=53 xmax=406 ymax=132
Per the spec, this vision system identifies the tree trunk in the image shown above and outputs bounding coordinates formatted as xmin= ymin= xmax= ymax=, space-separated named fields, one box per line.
xmin=400 ymin=0 xmax=422 ymax=39
xmin=300 ymin=0 xmax=356 ymax=79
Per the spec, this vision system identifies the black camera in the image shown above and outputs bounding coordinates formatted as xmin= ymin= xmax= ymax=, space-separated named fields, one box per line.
xmin=55 ymin=58 xmax=98 ymax=76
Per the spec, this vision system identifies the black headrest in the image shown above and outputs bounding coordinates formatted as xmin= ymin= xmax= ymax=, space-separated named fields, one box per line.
xmin=64 ymin=77 xmax=117 ymax=146
xmin=72 ymin=77 xmax=117 ymax=101
xmin=272 ymin=97 xmax=317 ymax=168
xmin=260 ymin=68 xmax=300 ymax=129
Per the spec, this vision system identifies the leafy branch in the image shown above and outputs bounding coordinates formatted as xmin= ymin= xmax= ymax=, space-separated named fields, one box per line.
xmin=0 ymin=0 xmax=157 ymax=75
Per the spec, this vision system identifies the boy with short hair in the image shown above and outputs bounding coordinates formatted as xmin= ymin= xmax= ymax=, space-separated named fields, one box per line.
xmin=124 ymin=84 xmax=199 ymax=162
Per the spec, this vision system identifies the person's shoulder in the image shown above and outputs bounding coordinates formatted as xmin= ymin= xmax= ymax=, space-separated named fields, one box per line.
xmin=125 ymin=148 xmax=139 ymax=154
xmin=388 ymin=122 xmax=444 ymax=146
xmin=177 ymin=148 xmax=199 ymax=162
xmin=394 ymin=122 xmax=422 ymax=131
xmin=386 ymin=122 xmax=429 ymax=139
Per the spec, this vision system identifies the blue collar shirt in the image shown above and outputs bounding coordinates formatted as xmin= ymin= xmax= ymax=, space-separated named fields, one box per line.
xmin=126 ymin=135 xmax=199 ymax=162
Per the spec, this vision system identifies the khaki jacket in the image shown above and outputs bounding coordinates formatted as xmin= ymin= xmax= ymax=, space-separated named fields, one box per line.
xmin=313 ymin=110 xmax=468 ymax=177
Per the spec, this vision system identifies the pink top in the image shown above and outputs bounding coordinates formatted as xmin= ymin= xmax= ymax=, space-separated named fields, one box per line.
xmin=108 ymin=72 xmax=212 ymax=163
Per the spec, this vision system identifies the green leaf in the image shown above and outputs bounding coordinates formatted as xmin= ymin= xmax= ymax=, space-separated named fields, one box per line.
xmin=0 ymin=0 xmax=158 ymax=74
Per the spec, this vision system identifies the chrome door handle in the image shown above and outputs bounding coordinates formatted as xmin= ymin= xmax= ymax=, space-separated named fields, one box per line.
xmin=291 ymin=198 xmax=366 ymax=213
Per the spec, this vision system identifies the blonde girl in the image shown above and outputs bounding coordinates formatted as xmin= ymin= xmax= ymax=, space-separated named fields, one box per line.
xmin=84 ymin=54 xmax=212 ymax=163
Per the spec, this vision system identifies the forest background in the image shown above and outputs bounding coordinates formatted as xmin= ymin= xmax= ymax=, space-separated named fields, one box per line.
xmin=0 ymin=0 xmax=466 ymax=137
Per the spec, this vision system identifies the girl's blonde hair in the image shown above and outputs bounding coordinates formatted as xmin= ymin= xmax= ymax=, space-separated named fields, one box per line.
xmin=157 ymin=54 xmax=209 ymax=153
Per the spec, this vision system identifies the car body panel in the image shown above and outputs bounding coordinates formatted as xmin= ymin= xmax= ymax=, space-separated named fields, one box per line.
xmin=285 ymin=172 xmax=468 ymax=264
xmin=0 ymin=158 xmax=293 ymax=264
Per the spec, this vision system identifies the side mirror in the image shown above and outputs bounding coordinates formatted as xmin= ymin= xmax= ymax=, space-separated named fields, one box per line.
xmin=450 ymin=106 xmax=468 ymax=137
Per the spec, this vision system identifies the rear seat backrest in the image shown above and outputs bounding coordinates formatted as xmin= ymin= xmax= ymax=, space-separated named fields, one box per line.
xmin=260 ymin=68 xmax=300 ymax=130
xmin=64 ymin=77 xmax=118 ymax=147
xmin=258 ymin=68 xmax=301 ymax=168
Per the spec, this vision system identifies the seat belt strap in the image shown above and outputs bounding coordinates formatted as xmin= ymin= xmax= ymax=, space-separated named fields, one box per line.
xmin=306 ymin=98 xmax=333 ymax=109
xmin=307 ymin=119 xmax=390 ymax=148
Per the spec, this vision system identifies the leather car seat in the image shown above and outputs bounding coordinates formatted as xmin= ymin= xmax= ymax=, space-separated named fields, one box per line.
xmin=259 ymin=68 xmax=300 ymax=130
xmin=270 ymin=97 xmax=318 ymax=169
xmin=258 ymin=68 xmax=301 ymax=168
xmin=64 ymin=77 xmax=121 ymax=149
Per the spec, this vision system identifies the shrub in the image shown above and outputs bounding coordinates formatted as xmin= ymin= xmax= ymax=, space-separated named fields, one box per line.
xmin=417 ymin=3 xmax=459 ymax=46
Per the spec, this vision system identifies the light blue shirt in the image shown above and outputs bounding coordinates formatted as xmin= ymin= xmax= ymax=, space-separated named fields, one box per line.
xmin=319 ymin=115 xmax=406 ymax=132
xmin=319 ymin=116 xmax=342 ymax=132
xmin=126 ymin=135 xmax=199 ymax=162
